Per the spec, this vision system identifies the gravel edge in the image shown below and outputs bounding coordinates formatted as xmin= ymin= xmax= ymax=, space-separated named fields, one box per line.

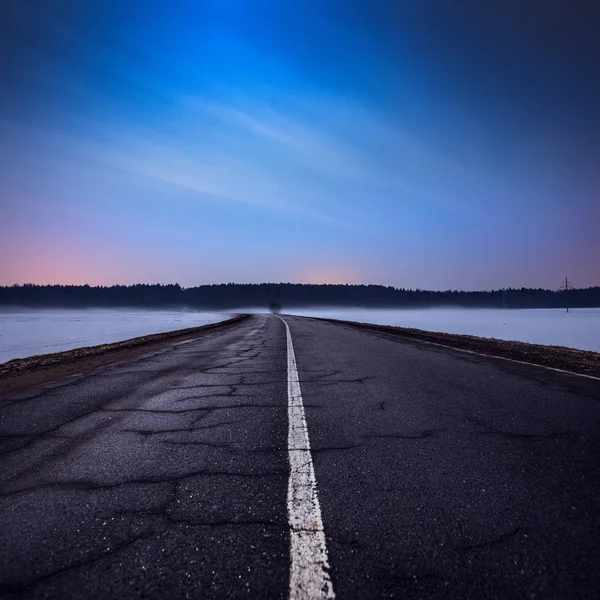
xmin=314 ymin=317 xmax=600 ymax=379
xmin=0 ymin=314 xmax=250 ymax=379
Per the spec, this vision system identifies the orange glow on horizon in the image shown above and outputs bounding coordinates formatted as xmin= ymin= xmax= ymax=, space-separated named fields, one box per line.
xmin=0 ymin=235 xmax=127 ymax=286
xmin=294 ymin=267 xmax=361 ymax=285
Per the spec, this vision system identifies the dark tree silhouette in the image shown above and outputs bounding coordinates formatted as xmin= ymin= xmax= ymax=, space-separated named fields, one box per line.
xmin=269 ymin=301 xmax=282 ymax=314
xmin=0 ymin=283 xmax=599 ymax=310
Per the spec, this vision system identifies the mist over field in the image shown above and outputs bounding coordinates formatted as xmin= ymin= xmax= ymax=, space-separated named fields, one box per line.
xmin=283 ymin=307 xmax=600 ymax=352
xmin=2 ymin=306 xmax=599 ymax=365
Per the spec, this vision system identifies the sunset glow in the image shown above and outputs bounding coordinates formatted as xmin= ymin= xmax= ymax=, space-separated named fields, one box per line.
xmin=1 ymin=2 xmax=598 ymax=289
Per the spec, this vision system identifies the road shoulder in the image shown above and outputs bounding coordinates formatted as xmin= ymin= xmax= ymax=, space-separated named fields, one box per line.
xmin=313 ymin=316 xmax=600 ymax=380
xmin=0 ymin=314 xmax=250 ymax=396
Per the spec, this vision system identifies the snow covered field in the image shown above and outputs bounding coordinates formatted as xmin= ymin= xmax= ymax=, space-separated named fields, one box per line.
xmin=0 ymin=308 xmax=228 ymax=364
xmin=285 ymin=307 xmax=600 ymax=352
xmin=1 ymin=306 xmax=598 ymax=365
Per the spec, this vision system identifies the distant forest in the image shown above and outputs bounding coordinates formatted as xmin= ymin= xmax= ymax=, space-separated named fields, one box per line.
xmin=1 ymin=283 xmax=599 ymax=310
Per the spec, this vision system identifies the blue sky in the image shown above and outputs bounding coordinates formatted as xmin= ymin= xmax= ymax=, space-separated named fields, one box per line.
xmin=1 ymin=1 xmax=598 ymax=289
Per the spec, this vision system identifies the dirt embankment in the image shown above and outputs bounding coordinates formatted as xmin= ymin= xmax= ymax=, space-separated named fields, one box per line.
xmin=318 ymin=317 xmax=600 ymax=379
xmin=0 ymin=314 xmax=250 ymax=395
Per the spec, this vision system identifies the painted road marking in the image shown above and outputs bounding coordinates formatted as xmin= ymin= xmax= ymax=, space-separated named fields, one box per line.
xmin=277 ymin=316 xmax=335 ymax=600
xmin=173 ymin=339 xmax=198 ymax=346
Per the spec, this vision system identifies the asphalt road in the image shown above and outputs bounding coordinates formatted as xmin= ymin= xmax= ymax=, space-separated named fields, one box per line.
xmin=1 ymin=314 xmax=600 ymax=599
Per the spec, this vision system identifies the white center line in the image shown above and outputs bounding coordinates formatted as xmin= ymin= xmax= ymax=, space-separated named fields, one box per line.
xmin=277 ymin=316 xmax=336 ymax=600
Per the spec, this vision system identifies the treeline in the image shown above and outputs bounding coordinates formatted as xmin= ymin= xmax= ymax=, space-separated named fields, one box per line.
xmin=1 ymin=283 xmax=599 ymax=309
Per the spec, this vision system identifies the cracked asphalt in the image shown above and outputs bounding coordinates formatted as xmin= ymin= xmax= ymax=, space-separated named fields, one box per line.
xmin=2 ymin=314 xmax=600 ymax=599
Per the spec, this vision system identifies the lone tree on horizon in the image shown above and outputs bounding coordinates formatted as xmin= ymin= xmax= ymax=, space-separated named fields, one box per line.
xmin=269 ymin=301 xmax=282 ymax=314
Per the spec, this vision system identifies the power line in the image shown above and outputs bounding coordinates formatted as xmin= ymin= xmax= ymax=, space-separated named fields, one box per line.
xmin=560 ymin=277 xmax=572 ymax=313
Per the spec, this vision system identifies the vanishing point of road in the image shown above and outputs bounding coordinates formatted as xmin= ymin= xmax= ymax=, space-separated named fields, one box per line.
xmin=1 ymin=315 xmax=600 ymax=599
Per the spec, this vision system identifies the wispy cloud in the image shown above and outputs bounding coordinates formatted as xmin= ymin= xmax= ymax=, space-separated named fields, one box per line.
xmin=198 ymin=98 xmax=408 ymax=189
xmin=190 ymin=94 xmax=488 ymax=213
xmin=4 ymin=88 xmax=486 ymax=225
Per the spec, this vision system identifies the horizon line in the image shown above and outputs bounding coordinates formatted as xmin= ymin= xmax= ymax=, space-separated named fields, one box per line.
xmin=3 ymin=282 xmax=598 ymax=294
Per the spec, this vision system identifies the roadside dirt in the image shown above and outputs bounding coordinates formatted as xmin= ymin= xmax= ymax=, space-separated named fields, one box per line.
xmin=0 ymin=314 xmax=250 ymax=395
xmin=3 ymin=313 xmax=598 ymax=396
xmin=318 ymin=317 xmax=600 ymax=379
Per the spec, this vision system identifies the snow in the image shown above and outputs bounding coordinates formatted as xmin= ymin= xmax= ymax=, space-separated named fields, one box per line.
xmin=0 ymin=308 xmax=228 ymax=364
xmin=2 ymin=306 xmax=598 ymax=366
xmin=284 ymin=307 xmax=600 ymax=352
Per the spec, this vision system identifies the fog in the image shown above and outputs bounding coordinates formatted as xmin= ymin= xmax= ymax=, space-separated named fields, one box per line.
xmin=0 ymin=308 xmax=227 ymax=364
xmin=2 ymin=307 xmax=598 ymax=365
xmin=283 ymin=307 xmax=600 ymax=352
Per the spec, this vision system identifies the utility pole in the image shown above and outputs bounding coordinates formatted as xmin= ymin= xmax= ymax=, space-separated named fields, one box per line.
xmin=560 ymin=277 xmax=572 ymax=313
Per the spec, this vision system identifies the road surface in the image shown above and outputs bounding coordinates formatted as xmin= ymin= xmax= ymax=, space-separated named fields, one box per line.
xmin=1 ymin=314 xmax=600 ymax=599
